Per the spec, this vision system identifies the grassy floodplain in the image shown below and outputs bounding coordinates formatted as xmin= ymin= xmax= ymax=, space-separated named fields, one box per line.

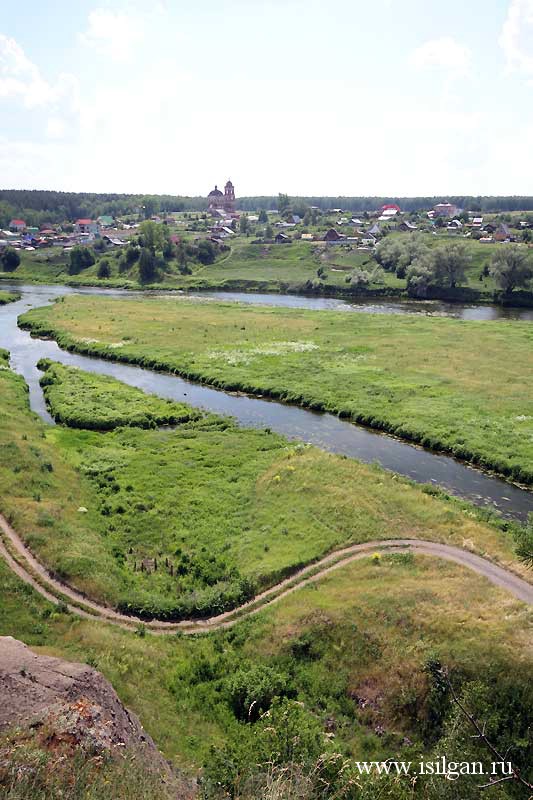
xmin=0 ymin=351 xmax=527 ymax=619
xmin=38 ymin=359 xmax=202 ymax=429
xmin=20 ymin=294 xmax=533 ymax=483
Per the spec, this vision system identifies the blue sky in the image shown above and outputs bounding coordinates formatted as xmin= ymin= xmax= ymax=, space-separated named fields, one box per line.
xmin=1 ymin=0 xmax=532 ymax=196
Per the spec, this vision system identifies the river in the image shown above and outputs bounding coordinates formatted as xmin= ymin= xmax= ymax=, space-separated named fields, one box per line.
xmin=1 ymin=282 xmax=532 ymax=523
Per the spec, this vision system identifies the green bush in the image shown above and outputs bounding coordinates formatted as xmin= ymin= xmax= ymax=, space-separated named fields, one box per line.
xmin=97 ymin=259 xmax=111 ymax=279
xmin=224 ymin=663 xmax=294 ymax=721
xmin=0 ymin=246 xmax=21 ymax=271
xmin=68 ymin=246 xmax=95 ymax=275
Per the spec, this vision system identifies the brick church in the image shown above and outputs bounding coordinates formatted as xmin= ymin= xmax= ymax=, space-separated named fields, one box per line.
xmin=207 ymin=180 xmax=236 ymax=215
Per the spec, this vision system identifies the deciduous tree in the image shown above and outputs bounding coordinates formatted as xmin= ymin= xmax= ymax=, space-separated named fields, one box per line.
xmin=490 ymin=246 xmax=533 ymax=294
xmin=432 ymin=242 xmax=470 ymax=288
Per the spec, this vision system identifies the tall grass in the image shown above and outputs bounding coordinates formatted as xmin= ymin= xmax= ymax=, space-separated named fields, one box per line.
xmin=20 ymin=294 xmax=533 ymax=483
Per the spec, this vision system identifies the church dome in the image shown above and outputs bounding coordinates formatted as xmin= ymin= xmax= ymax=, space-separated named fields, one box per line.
xmin=208 ymin=185 xmax=223 ymax=197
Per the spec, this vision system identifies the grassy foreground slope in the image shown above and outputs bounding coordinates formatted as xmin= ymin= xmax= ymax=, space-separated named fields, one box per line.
xmin=1 ymin=549 xmax=532 ymax=796
xmin=21 ymin=295 xmax=533 ymax=482
xmin=1 ymin=351 xmax=528 ymax=619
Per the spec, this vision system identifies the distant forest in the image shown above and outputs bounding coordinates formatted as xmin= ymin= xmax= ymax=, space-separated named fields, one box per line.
xmin=238 ymin=195 xmax=533 ymax=213
xmin=2 ymin=189 xmax=533 ymax=227
xmin=0 ymin=191 xmax=202 ymax=228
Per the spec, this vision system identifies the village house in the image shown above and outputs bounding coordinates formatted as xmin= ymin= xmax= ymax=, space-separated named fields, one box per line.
xmin=210 ymin=225 xmax=234 ymax=239
xmin=97 ymin=215 xmax=115 ymax=228
xmin=9 ymin=219 xmax=26 ymax=232
xmin=446 ymin=219 xmax=463 ymax=233
xmin=102 ymin=235 xmax=126 ymax=247
xmin=433 ymin=202 xmax=459 ymax=218
xmin=75 ymin=219 xmax=100 ymax=235
xmin=378 ymin=203 xmax=400 ymax=221
xmin=494 ymin=223 xmax=514 ymax=242
xmin=274 ymin=232 xmax=291 ymax=243
xmin=323 ymin=228 xmax=345 ymax=242
xmin=398 ymin=220 xmax=418 ymax=232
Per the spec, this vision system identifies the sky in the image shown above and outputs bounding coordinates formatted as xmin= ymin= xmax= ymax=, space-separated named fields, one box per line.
xmin=1 ymin=0 xmax=533 ymax=197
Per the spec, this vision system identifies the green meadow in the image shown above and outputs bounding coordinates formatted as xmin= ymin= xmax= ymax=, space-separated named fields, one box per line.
xmin=38 ymin=359 xmax=202 ymax=429
xmin=21 ymin=294 xmax=533 ymax=483
xmin=0 ymin=352 xmax=526 ymax=620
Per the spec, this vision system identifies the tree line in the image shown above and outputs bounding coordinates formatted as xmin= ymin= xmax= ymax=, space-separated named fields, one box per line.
xmin=4 ymin=190 xmax=533 ymax=228
xmin=238 ymin=195 xmax=533 ymax=213
xmin=375 ymin=236 xmax=533 ymax=297
xmin=0 ymin=191 xmax=206 ymax=228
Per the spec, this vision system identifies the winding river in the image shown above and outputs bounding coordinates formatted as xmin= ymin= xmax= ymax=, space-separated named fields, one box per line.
xmin=200 ymin=290 xmax=533 ymax=321
xmin=1 ymin=282 xmax=533 ymax=524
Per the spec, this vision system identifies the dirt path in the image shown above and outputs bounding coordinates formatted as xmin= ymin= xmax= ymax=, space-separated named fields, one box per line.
xmin=1 ymin=513 xmax=532 ymax=636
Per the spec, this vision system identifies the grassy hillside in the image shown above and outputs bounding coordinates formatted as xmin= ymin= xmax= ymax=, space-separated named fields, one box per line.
xmin=21 ymin=295 xmax=533 ymax=483
xmin=1 ymin=547 xmax=532 ymax=796
xmin=4 ymin=234 xmax=530 ymax=305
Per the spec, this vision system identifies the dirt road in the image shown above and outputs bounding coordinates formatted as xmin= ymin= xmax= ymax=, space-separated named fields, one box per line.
xmin=1 ymin=513 xmax=531 ymax=636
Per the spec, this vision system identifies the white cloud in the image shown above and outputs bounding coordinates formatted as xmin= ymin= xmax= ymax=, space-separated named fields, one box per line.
xmin=409 ymin=36 xmax=472 ymax=75
xmin=499 ymin=0 xmax=533 ymax=74
xmin=0 ymin=34 xmax=55 ymax=108
xmin=80 ymin=8 xmax=144 ymax=62
xmin=46 ymin=116 xmax=68 ymax=139
xmin=0 ymin=34 xmax=78 ymax=111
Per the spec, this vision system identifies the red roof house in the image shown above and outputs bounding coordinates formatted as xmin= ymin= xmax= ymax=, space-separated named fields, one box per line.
xmin=74 ymin=219 xmax=100 ymax=235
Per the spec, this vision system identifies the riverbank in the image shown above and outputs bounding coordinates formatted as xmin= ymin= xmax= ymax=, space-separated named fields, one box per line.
xmin=19 ymin=294 xmax=533 ymax=486
xmin=2 ymin=235 xmax=533 ymax=309
xmin=0 ymin=290 xmax=20 ymax=305
xmin=3 ymin=267 xmax=533 ymax=309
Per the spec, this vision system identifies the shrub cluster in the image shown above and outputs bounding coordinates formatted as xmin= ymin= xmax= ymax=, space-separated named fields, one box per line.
xmin=117 ymin=575 xmax=256 ymax=621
